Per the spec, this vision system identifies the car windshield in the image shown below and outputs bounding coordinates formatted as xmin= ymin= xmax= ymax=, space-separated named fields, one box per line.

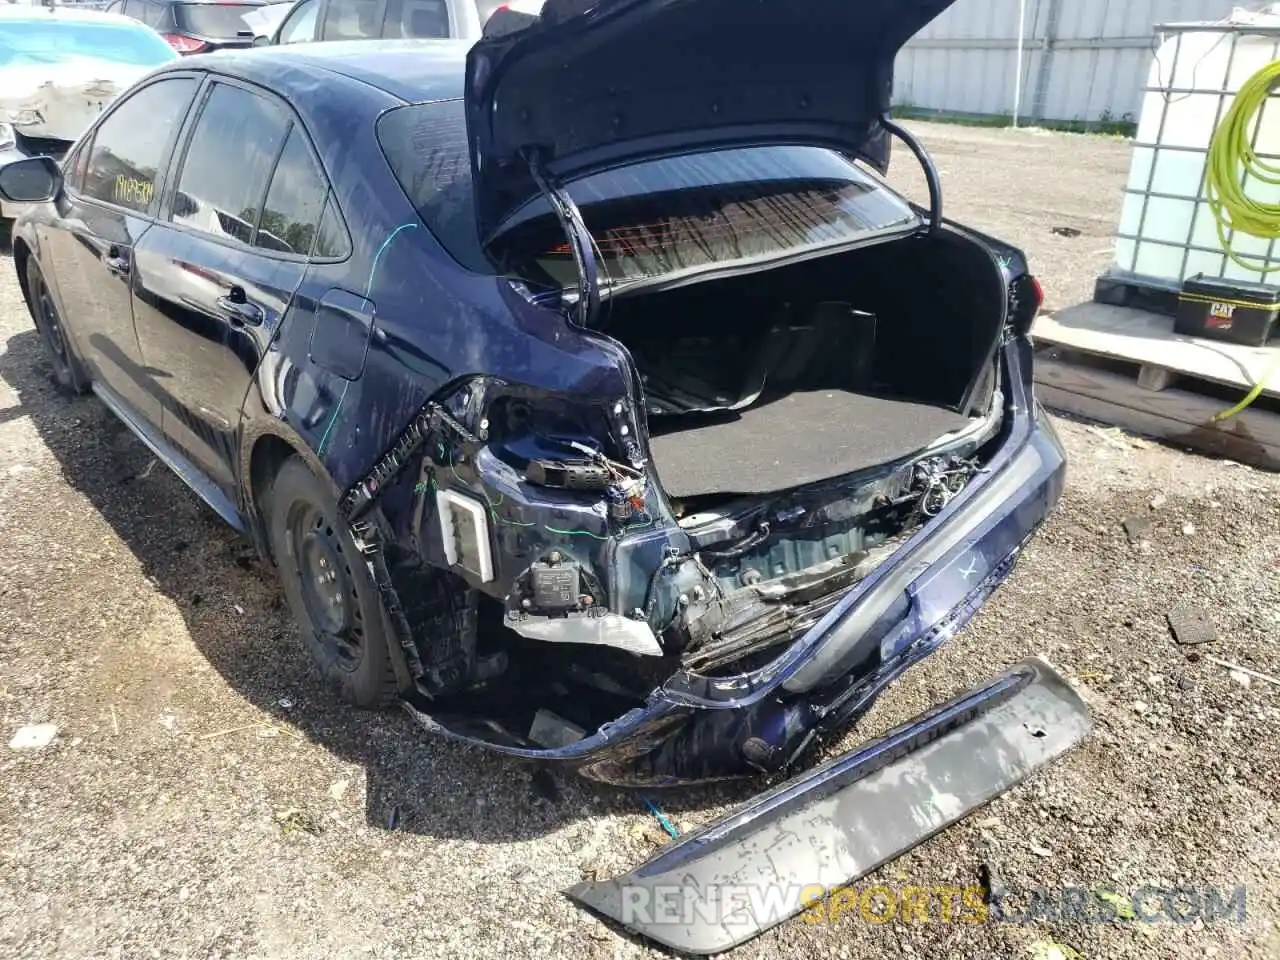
xmin=0 ymin=18 xmax=178 ymax=66
xmin=377 ymin=99 xmax=921 ymax=289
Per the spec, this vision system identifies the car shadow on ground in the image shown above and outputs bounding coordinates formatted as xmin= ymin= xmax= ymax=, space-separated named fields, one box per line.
xmin=0 ymin=327 xmax=759 ymax=845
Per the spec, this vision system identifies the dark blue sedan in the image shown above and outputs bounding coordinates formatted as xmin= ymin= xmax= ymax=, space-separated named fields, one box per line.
xmin=0 ymin=2 xmax=1088 ymax=950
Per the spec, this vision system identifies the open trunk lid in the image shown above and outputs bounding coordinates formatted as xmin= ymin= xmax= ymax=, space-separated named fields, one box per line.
xmin=464 ymin=0 xmax=959 ymax=244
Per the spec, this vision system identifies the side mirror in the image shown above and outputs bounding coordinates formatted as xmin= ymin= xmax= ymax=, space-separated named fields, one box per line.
xmin=252 ymin=33 xmax=269 ymax=46
xmin=0 ymin=155 xmax=62 ymax=204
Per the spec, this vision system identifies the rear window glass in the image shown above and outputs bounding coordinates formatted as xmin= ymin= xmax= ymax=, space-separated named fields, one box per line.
xmin=175 ymin=2 xmax=257 ymax=38
xmin=377 ymin=100 xmax=920 ymax=286
xmin=0 ymin=18 xmax=178 ymax=67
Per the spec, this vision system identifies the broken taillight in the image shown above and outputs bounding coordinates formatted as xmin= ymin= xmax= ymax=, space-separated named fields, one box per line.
xmin=162 ymin=33 xmax=209 ymax=54
xmin=1008 ymin=273 xmax=1044 ymax=337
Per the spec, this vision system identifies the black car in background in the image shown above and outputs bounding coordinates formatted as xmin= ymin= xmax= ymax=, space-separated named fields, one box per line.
xmin=104 ymin=0 xmax=263 ymax=53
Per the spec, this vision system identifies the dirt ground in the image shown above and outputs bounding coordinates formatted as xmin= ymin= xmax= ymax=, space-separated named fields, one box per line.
xmin=1 ymin=123 xmax=1278 ymax=960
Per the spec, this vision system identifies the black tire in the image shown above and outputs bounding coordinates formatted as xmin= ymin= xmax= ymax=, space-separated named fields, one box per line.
xmin=265 ymin=456 xmax=398 ymax=709
xmin=27 ymin=258 xmax=89 ymax=395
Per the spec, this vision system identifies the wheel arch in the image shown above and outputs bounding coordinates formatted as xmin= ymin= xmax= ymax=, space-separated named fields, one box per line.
xmin=240 ymin=416 xmax=418 ymax=699
xmin=240 ymin=419 xmax=340 ymax=562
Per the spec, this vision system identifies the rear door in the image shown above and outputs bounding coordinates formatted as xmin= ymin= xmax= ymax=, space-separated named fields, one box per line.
xmin=39 ymin=75 xmax=199 ymax=429
xmin=130 ymin=78 xmax=337 ymax=497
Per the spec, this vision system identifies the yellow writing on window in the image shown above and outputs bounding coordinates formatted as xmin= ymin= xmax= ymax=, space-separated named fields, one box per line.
xmin=114 ymin=175 xmax=154 ymax=208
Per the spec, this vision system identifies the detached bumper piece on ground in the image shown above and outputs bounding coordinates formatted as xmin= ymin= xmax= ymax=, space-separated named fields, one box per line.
xmin=569 ymin=657 xmax=1092 ymax=955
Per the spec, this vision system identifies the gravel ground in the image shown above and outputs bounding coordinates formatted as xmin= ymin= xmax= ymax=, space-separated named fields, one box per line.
xmin=1 ymin=123 xmax=1278 ymax=960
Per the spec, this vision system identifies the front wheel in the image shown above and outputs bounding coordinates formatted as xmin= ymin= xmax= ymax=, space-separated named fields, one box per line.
xmin=27 ymin=258 xmax=88 ymax=395
xmin=265 ymin=457 xmax=398 ymax=709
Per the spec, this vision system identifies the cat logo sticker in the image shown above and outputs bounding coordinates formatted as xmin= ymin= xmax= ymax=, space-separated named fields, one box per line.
xmin=1207 ymin=301 xmax=1235 ymax=330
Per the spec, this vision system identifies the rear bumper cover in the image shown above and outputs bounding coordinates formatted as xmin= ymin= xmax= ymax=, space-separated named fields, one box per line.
xmin=569 ymin=655 xmax=1091 ymax=954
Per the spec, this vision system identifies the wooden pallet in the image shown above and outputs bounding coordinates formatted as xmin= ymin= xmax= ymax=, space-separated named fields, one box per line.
xmin=1031 ymin=303 xmax=1280 ymax=471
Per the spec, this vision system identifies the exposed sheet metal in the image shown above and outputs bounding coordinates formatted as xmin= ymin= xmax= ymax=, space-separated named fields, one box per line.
xmin=1 ymin=61 xmax=151 ymax=141
xmin=508 ymin=611 xmax=664 ymax=657
xmin=568 ymin=656 xmax=1091 ymax=954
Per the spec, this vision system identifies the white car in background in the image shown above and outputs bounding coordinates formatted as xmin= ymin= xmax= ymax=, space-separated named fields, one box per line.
xmin=0 ymin=4 xmax=177 ymax=221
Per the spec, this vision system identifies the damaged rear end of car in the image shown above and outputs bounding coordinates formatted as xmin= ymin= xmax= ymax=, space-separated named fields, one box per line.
xmin=326 ymin=0 xmax=1077 ymax=791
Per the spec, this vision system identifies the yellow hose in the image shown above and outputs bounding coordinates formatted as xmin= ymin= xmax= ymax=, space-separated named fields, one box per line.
xmin=1203 ymin=59 xmax=1280 ymax=420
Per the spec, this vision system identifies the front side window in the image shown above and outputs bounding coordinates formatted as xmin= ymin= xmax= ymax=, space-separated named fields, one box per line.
xmin=320 ymin=0 xmax=380 ymax=40
xmin=81 ymin=77 xmax=197 ymax=213
xmin=171 ymin=83 xmax=289 ymax=245
xmin=63 ymin=138 xmax=92 ymax=193
xmin=255 ymin=128 xmax=331 ymax=256
xmin=277 ymin=0 xmax=319 ymax=43
xmin=377 ymin=99 xmax=921 ymax=286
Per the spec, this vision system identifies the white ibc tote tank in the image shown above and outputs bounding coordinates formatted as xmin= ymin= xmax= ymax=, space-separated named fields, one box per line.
xmin=1110 ymin=17 xmax=1280 ymax=290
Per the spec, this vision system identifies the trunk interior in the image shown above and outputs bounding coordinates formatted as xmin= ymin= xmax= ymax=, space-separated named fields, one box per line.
xmin=602 ymin=230 xmax=1007 ymax=500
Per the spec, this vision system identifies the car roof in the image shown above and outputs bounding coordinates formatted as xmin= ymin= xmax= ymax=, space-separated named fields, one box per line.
xmin=178 ymin=39 xmax=469 ymax=103
xmin=0 ymin=5 xmax=145 ymax=25
xmin=146 ymin=0 xmax=268 ymax=6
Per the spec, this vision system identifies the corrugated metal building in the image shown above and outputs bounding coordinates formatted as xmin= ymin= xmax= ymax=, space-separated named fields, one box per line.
xmin=894 ymin=0 xmax=1243 ymax=125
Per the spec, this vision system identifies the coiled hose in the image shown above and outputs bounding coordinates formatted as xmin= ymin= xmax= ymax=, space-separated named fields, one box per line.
xmin=1204 ymin=59 xmax=1280 ymax=421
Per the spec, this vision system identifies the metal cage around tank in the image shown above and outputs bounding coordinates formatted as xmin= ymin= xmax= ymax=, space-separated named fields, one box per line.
xmin=1097 ymin=19 xmax=1280 ymax=308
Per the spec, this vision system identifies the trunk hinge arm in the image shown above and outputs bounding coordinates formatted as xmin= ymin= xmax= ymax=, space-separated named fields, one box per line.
xmin=525 ymin=151 xmax=601 ymax=327
xmin=881 ymin=116 xmax=943 ymax=235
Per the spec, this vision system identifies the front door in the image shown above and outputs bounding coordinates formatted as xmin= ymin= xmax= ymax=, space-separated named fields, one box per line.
xmin=130 ymin=80 xmax=335 ymax=496
xmin=39 ymin=76 xmax=198 ymax=428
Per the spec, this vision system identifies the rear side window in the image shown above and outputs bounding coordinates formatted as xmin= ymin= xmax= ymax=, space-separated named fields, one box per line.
xmin=321 ymin=0 xmax=380 ymax=39
xmin=255 ymin=128 xmax=333 ymax=256
xmin=312 ymin=197 xmax=349 ymax=259
xmin=175 ymin=2 xmax=256 ymax=38
xmin=171 ymin=83 xmax=288 ymax=245
xmin=384 ymin=0 xmax=449 ymax=37
xmin=81 ymin=77 xmax=197 ymax=214
xmin=377 ymin=99 xmax=487 ymax=271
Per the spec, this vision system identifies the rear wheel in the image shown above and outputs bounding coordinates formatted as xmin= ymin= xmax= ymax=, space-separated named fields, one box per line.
xmin=27 ymin=258 xmax=88 ymax=395
xmin=265 ymin=457 xmax=398 ymax=709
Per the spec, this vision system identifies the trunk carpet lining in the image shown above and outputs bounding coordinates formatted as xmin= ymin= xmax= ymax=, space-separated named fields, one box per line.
xmin=647 ymin=390 xmax=971 ymax=497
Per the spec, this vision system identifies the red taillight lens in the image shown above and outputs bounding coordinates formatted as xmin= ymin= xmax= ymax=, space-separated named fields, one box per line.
xmin=162 ymin=33 xmax=209 ymax=53
xmin=1029 ymin=275 xmax=1045 ymax=313
xmin=1009 ymin=274 xmax=1044 ymax=337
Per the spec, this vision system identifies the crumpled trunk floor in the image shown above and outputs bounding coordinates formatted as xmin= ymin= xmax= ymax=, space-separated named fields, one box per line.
xmin=647 ymin=390 xmax=971 ymax=497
